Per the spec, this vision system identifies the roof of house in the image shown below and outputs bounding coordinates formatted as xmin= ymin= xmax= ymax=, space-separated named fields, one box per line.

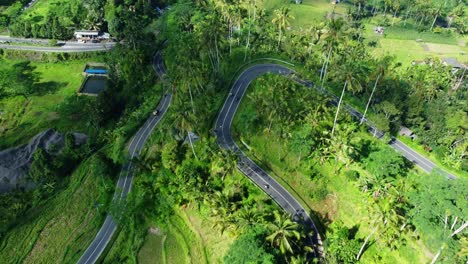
xmin=399 ymin=126 xmax=414 ymax=137
xmin=74 ymin=30 xmax=100 ymax=36
xmin=442 ymin=57 xmax=463 ymax=68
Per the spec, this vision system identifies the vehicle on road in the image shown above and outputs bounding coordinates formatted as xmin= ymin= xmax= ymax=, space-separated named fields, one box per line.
xmin=153 ymin=110 xmax=159 ymax=116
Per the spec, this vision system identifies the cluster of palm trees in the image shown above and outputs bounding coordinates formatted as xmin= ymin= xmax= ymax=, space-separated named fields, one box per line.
xmin=204 ymin=189 xmax=312 ymax=260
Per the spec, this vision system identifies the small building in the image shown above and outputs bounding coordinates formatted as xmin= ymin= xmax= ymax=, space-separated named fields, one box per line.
xmin=399 ymin=126 xmax=417 ymax=140
xmin=74 ymin=30 xmax=100 ymax=42
xmin=442 ymin=58 xmax=466 ymax=73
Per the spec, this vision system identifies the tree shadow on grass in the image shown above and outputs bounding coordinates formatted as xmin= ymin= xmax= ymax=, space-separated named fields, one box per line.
xmin=33 ymin=81 xmax=67 ymax=96
xmin=29 ymin=16 xmax=44 ymax=24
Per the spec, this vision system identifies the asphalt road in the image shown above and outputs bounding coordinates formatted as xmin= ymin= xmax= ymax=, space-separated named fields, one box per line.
xmin=77 ymin=59 xmax=170 ymax=264
xmin=0 ymin=36 xmax=115 ymax=52
xmin=214 ymin=64 xmax=324 ymax=257
xmin=287 ymin=67 xmax=456 ymax=179
xmin=214 ymin=62 xmax=457 ymax=258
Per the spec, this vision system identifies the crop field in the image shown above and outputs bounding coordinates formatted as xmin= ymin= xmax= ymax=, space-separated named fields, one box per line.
xmin=0 ymin=156 xmax=112 ymax=264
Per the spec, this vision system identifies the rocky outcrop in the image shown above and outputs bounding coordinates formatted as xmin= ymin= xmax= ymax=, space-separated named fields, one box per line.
xmin=0 ymin=129 xmax=87 ymax=193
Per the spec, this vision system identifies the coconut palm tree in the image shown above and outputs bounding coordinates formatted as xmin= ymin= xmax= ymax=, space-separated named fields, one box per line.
xmin=215 ymin=149 xmax=238 ymax=181
xmin=272 ymin=7 xmax=295 ymax=50
xmin=266 ymin=210 xmax=301 ymax=255
xmin=234 ymin=206 xmax=264 ymax=231
xmin=360 ymin=56 xmax=394 ymax=125
xmin=319 ymin=18 xmax=346 ymax=85
xmin=173 ymin=96 xmax=198 ymax=159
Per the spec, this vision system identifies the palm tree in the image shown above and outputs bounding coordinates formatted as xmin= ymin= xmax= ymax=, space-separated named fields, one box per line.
xmin=215 ymin=149 xmax=238 ymax=181
xmin=272 ymin=7 xmax=295 ymax=50
xmin=331 ymin=49 xmax=366 ymax=136
xmin=174 ymin=97 xmax=198 ymax=159
xmin=266 ymin=210 xmax=301 ymax=255
xmin=360 ymin=56 xmax=393 ymax=125
xmin=319 ymin=18 xmax=346 ymax=85
xmin=234 ymin=206 xmax=264 ymax=231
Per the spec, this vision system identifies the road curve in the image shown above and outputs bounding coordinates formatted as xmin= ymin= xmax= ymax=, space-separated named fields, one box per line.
xmin=214 ymin=62 xmax=457 ymax=258
xmin=77 ymin=57 xmax=170 ymax=264
xmin=214 ymin=64 xmax=324 ymax=257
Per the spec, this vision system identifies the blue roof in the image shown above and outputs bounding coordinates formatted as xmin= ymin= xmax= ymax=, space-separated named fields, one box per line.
xmin=85 ymin=69 xmax=107 ymax=74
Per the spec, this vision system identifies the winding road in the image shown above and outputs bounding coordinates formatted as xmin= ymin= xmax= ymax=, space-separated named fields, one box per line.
xmin=77 ymin=55 xmax=170 ymax=264
xmin=10 ymin=36 xmax=451 ymax=259
xmin=214 ymin=62 xmax=457 ymax=258
xmin=215 ymin=64 xmax=324 ymax=256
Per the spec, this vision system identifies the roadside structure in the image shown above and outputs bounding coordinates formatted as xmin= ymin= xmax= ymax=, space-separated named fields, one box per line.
xmin=74 ymin=31 xmax=111 ymax=43
xmin=442 ymin=57 xmax=466 ymax=73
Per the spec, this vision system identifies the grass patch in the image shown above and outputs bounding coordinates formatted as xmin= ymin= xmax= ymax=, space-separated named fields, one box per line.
xmin=363 ymin=17 xmax=459 ymax=45
xmin=168 ymin=212 xmax=207 ymax=264
xmin=371 ymin=39 xmax=430 ymax=65
xmin=370 ymin=38 xmax=467 ymax=65
xmin=20 ymin=0 xmax=75 ymax=25
xmin=0 ymin=155 xmax=112 ymax=264
xmin=138 ymin=232 xmax=166 ymax=264
xmin=164 ymin=223 xmax=190 ymax=264
xmin=0 ymin=57 xmax=103 ymax=149
xmin=289 ymin=0 xmax=349 ymax=29
xmin=362 ymin=17 xmax=467 ymax=65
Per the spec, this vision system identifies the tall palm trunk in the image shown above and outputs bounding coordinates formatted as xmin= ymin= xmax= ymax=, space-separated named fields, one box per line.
xmin=392 ymin=10 xmax=397 ymax=25
xmin=320 ymin=46 xmax=333 ymax=83
xmin=332 ymin=80 xmax=347 ymax=136
xmin=404 ymin=7 xmax=412 ymax=26
xmin=229 ymin=18 xmax=233 ymax=55
xmin=244 ymin=3 xmax=251 ymax=61
xmin=431 ymin=1 xmax=447 ymax=31
xmin=277 ymin=27 xmax=282 ymax=50
xmin=361 ymin=72 xmax=381 ymax=124
xmin=188 ymin=131 xmax=198 ymax=160
xmin=357 ymin=224 xmax=378 ymax=261
xmin=430 ymin=13 xmax=439 ymax=31
xmin=189 ymin=85 xmax=195 ymax=114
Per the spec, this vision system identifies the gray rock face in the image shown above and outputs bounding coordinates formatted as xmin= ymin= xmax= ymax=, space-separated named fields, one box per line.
xmin=0 ymin=129 xmax=87 ymax=193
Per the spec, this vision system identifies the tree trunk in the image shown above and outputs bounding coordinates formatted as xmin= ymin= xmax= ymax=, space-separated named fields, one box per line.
xmin=321 ymin=46 xmax=333 ymax=86
xmin=332 ymin=81 xmax=347 ymax=136
xmin=188 ymin=131 xmax=198 ymax=159
xmin=430 ymin=13 xmax=438 ymax=31
xmin=244 ymin=4 xmax=251 ymax=62
xmin=277 ymin=27 xmax=282 ymax=50
xmin=357 ymin=224 xmax=378 ymax=260
xmin=404 ymin=7 xmax=412 ymax=26
xmin=229 ymin=18 xmax=232 ymax=55
xmin=189 ymin=85 xmax=195 ymax=114
xmin=320 ymin=46 xmax=332 ymax=81
xmin=361 ymin=72 xmax=381 ymax=124
xmin=452 ymin=67 xmax=466 ymax=91
xmin=451 ymin=221 xmax=468 ymax=237
xmin=430 ymin=245 xmax=444 ymax=264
